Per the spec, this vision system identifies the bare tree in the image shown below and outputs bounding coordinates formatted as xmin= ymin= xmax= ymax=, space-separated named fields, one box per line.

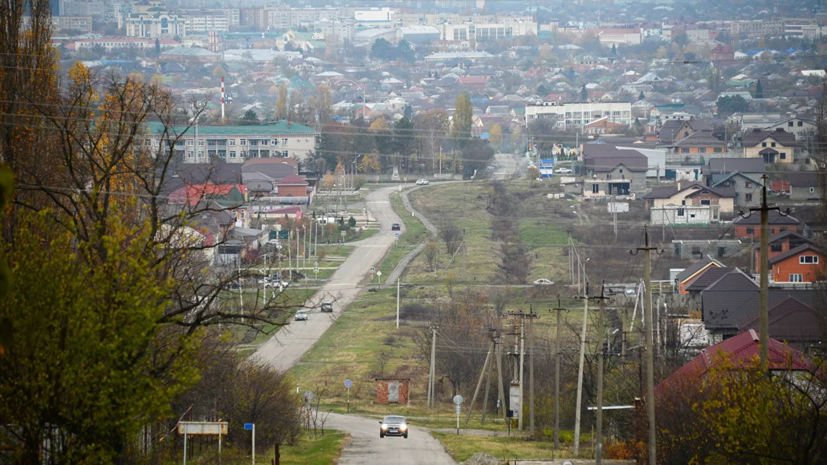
xmin=424 ymin=241 xmax=439 ymax=271
xmin=440 ymin=223 xmax=462 ymax=256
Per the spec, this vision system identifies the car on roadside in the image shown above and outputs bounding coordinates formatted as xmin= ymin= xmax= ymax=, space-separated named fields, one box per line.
xmin=533 ymin=278 xmax=554 ymax=285
xmin=379 ymin=415 xmax=409 ymax=438
xmin=222 ymin=280 xmax=241 ymax=290
xmin=416 ymin=179 xmax=430 ymax=185
xmin=554 ymin=167 xmax=573 ymax=174
xmin=294 ymin=310 xmax=308 ymax=321
xmin=321 ymin=301 xmax=334 ymax=312
xmin=391 ymin=223 xmax=401 ymax=231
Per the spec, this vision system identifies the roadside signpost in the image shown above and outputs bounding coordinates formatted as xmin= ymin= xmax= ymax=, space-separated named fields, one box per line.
xmin=243 ymin=423 xmax=255 ymax=465
xmin=395 ymin=232 xmax=400 ymax=246
xmin=314 ymin=261 xmax=319 ymax=279
xmin=345 ymin=379 xmax=353 ymax=413
xmin=453 ymin=395 xmax=464 ymax=435
xmin=376 ymin=270 xmax=383 ymax=287
xmin=178 ymin=422 xmax=228 ymax=465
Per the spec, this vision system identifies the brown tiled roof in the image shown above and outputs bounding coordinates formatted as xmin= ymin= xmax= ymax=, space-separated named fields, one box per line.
xmin=742 ymin=128 xmax=796 ymax=147
xmin=675 ymin=257 xmax=724 ymax=282
xmin=736 ymin=297 xmax=822 ymax=343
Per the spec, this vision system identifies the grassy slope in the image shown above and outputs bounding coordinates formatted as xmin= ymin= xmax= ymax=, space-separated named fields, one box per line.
xmin=268 ymin=431 xmax=349 ymax=465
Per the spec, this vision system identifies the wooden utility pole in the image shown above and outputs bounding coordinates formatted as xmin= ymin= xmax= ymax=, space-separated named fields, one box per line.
xmin=631 ymin=226 xmax=662 ymax=465
xmin=741 ymin=174 xmax=782 ymax=370
xmin=550 ymin=297 xmax=568 ymax=451
xmin=465 ymin=340 xmax=493 ymax=424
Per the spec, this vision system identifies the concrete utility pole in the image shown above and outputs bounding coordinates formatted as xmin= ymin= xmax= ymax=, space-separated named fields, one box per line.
xmin=632 ymin=226 xmax=662 ymax=465
xmin=495 ymin=330 xmax=506 ymax=419
xmin=740 ymin=174 xmax=783 ymax=370
xmin=586 ymin=285 xmax=611 ymax=465
xmin=573 ymin=282 xmax=588 ymax=456
xmin=519 ymin=316 xmax=525 ymax=431
xmin=465 ymin=340 xmax=493 ymax=424
xmin=550 ymin=297 xmax=568 ymax=451
xmin=428 ymin=325 xmax=438 ymax=408
xmin=507 ymin=309 xmax=539 ymax=434
xmin=481 ymin=330 xmax=495 ymax=425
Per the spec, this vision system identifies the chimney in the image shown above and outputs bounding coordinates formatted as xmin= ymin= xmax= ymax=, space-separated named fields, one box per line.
xmin=677 ymin=181 xmax=681 ymax=191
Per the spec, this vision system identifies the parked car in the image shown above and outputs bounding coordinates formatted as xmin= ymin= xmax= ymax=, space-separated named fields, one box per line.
xmin=294 ymin=310 xmax=308 ymax=321
xmin=223 ymin=280 xmax=241 ymax=290
xmin=533 ymin=278 xmax=554 ymax=285
xmin=391 ymin=223 xmax=401 ymax=231
xmin=379 ymin=415 xmax=409 ymax=439
xmin=554 ymin=168 xmax=573 ymax=174
xmin=321 ymin=301 xmax=334 ymax=312
xmin=416 ymin=179 xmax=430 ymax=185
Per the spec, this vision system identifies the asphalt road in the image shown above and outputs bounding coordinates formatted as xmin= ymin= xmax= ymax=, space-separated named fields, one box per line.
xmin=251 ymin=185 xmax=405 ymax=372
xmin=493 ymin=152 xmax=519 ymax=179
xmin=325 ymin=413 xmax=455 ymax=465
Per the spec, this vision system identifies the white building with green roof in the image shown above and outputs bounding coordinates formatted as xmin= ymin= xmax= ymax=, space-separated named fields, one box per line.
xmin=147 ymin=121 xmax=318 ymax=164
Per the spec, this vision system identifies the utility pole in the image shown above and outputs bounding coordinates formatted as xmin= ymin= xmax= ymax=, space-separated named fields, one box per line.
xmin=573 ymin=281 xmax=588 ymax=456
xmin=550 ymin=297 xmax=568 ymax=451
xmin=631 ymin=226 xmax=662 ymax=465
xmin=462 ymin=227 xmax=466 ymax=281
xmin=529 ymin=308 xmax=536 ymax=436
xmin=495 ymin=330 xmax=505 ymax=420
xmin=507 ymin=309 xmax=538 ymax=433
xmin=465 ymin=340 xmax=493 ymax=424
xmin=428 ymin=325 xmax=438 ymax=408
xmin=519 ymin=315 xmax=525 ymax=431
xmin=481 ymin=330 xmax=495 ymax=425
xmin=740 ymin=174 xmax=783 ymax=370
xmin=586 ymin=285 xmax=611 ymax=465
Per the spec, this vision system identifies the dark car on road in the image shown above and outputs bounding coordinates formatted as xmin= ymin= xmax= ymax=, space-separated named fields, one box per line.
xmin=379 ymin=415 xmax=409 ymax=438
xmin=391 ymin=223 xmax=401 ymax=231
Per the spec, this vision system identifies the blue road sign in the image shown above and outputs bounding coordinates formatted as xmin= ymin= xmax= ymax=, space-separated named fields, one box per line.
xmin=244 ymin=423 xmax=254 ymax=431
xmin=370 ymin=267 xmax=375 ymax=273
xmin=344 ymin=379 xmax=353 ymax=388
xmin=395 ymin=232 xmax=400 ymax=237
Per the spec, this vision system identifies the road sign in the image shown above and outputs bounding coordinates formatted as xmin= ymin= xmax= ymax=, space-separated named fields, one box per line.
xmin=178 ymin=422 xmax=228 ymax=436
xmin=314 ymin=261 xmax=319 ymax=267
xmin=455 ymin=404 xmax=461 ymax=415
xmin=268 ymin=231 xmax=278 ymax=240
xmin=344 ymin=379 xmax=353 ymax=388
xmin=376 ymin=271 xmax=382 ymax=277
xmin=341 ymin=231 xmax=347 ymax=237
xmin=314 ymin=267 xmax=319 ymax=273
xmin=304 ymin=391 xmax=314 ymax=402
xmin=278 ymin=230 xmax=289 ymax=240
xmin=243 ymin=423 xmax=254 ymax=431
xmin=370 ymin=267 xmax=375 ymax=274
xmin=453 ymin=395 xmax=464 ymax=405
xmin=395 ymin=232 xmax=400 ymax=237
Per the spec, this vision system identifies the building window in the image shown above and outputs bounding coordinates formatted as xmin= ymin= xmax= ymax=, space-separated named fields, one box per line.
xmin=186 ymin=139 xmax=194 ymax=146
xmin=229 ymin=140 xmax=236 ymax=146
xmin=283 ymin=138 xmax=288 ymax=145
xmin=798 ymin=121 xmax=803 ymax=127
xmin=272 ymin=139 xmax=278 ymax=146
xmin=699 ymin=147 xmax=707 ymax=153
xmin=810 ymin=187 xmax=816 ymax=193
xmin=800 ymin=255 xmax=819 ymax=264
xmin=762 ymin=142 xmax=767 ymax=147
xmin=714 ymin=147 xmax=723 ymax=153
xmin=681 ymin=148 xmax=689 ymax=153
xmin=677 ymin=208 xmax=685 ymax=216
xmin=746 ymin=193 xmax=753 ymax=202
xmin=780 ymin=153 xmax=786 ymax=160
xmin=701 ymin=200 xmax=711 ymax=205
xmin=789 ymin=121 xmax=794 ymax=127
xmin=230 ymin=151 xmax=236 ymax=158
xmin=771 ymin=243 xmax=783 ymax=252
xmin=198 ymin=140 xmax=205 ymax=146
xmin=746 ymin=227 xmax=755 ymax=235
xmin=261 ymin=139 xmax=268 ymax=145
xmin=240 ymin=139 xmax=247 ymax=146
xmin=790 ymin=273 xmax=803 ymax=282
xmin=771 ymin=142 xmax=776 ymax=147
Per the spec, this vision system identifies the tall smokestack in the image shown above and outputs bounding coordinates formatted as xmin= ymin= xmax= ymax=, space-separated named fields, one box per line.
xmin=221 ymin=76 xmax=225 ymax=119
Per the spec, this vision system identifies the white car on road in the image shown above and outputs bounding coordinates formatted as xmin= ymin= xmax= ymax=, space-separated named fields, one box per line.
xmin=294 ymin=310 xmax=308 ymax=321
xmin=554 ymin=168 xmax=573 ymax=174
xmin=533 ymin=278 xmax=554 ymax=285
xmin=416 ymin=179 xmax=430 ymax=185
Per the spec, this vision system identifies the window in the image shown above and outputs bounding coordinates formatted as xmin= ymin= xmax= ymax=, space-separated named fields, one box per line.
xmin=790 ymin=273 xmax=803 ymax=283
xmin=186 ymin=139 xmax=194 ymax=146
xmin=771 ymin=142 xmax=776 ymax=148
xmin=789 ymin=121 xmax=794 ymax=127
xmin=681 ymin=148 xmax=689 ymax=153
xmin=701 ymin=200 xmax=711 ymax=206
xmin=282 ymin=151 xmax=288 ymax=157
xmin=677 ymin=208 xmax=685 ymax=216
xmin=762 ymin=142 xmax=767 ymax=147
xmin=800 ymin=255 xmax=819 ymax=264
xmin=746 ymin=193 xmax=753 ymax=202
xmin=810 ymin=187 xmax=816 ymax=193
xmin=798 ymin=121 xmax=804 ymax=127
xmin=261 ymin=139 xmax=268 ymax=146
xmin=240 ymin=139 xmax=247 ymax=146
xmin=240 ymin=151 xmax=246 ymax=158
xmin=282 ymin=138 xmax=288 ymax=145
xmin=699 ymin=147 xmax=707 ymax=153
xmin=684 ymin=131 xmax=689 ymax=137
xmin=771 ymin=243 xmax=783 ymax=252
xmin=229 ymin=139 xmax=236 ymax=146
xmin=198 ymin=140 xmax=204 ymax=146
xmin=229 ymin=151 xmax=236 ymax=158
xmin=746 ymin=227 xmax=755 ymax=235
xmin=272 ymin=139 xmax=278 ymax=146
xmin=186 ymin=151 xmax=194 ymax=159
xmin=714 ymin=147 xmax=723 ymax=153
xmin=780 ymin=153 xmax=786 ymax=160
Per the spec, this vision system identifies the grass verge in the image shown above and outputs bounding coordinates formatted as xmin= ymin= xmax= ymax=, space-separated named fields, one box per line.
xmin=265 ymin=431 xmax=349 ymax=465
xmin=432 ymin=432 xmax=576 ymax=463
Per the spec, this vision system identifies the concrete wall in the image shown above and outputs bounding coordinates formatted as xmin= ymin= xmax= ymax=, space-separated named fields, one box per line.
xmin=671 ymin=239 xmax=743 ymax=260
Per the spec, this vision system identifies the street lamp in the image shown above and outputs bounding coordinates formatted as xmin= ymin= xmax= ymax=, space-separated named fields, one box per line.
xmin=352 ymin=154 xmax=364 ymax=192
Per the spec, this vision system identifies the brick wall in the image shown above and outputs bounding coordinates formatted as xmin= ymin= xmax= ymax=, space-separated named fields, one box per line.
xmin=375 ymin=379 xmax=410 ymax=404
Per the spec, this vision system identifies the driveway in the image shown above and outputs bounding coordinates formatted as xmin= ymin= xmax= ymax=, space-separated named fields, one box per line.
xmin=251 ymin=185 xmax=405 ymax=372
xmin=325 ymin=413 xmax=455 ymax=465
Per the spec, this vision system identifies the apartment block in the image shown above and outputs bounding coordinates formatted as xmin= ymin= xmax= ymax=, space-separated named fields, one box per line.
xmin=526 ymin=102 xmax=633 ymax=128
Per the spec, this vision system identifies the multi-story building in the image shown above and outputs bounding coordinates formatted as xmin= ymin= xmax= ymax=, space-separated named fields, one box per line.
xmin=526 ymin=102 xmax=632 ymax=128
xmin=183 ymin=12 xmax=229 ymax=33
xmin=354 ymin=7 xmax=394 ymax=28
xmin=121 ymin=1 xmax=185 ymax=38
xmin=73 ymin=37 xmax=179 ymax=51
xmin=439 ymin=21 xmax=537 ymax=41
xmin=785 ymin=19 xmax=823 ymax=40
xmin=61 ymin=0 xmax=104 ymax=17
xmin=147 ymin=121 xmax=318 ymax=164
xmin=51 ymin=15 xmax=93 ymax=33
xmin=729 ymin=19 xmax=783 ymax=38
